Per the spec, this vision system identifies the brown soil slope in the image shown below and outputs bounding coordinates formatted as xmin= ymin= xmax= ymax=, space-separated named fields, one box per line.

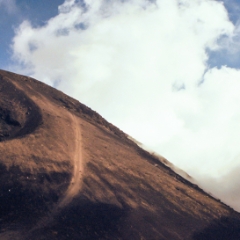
xmin=0 ymin=69 xmax=240 ymax=240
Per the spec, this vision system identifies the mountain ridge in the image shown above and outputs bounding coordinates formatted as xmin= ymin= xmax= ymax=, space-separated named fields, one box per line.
xmin=0 ymin=69 xmax=240 ymax=240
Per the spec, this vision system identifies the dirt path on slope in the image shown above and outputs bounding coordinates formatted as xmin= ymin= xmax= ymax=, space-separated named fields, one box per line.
xmin=26 ymin=113 xmax=84 ymax=237
xmin=58 ymin=113 xmax=84 ymax=207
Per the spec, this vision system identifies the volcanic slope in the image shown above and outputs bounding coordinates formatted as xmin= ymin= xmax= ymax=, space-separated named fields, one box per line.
xmin=1 ymin=70 xmax=240 ymax=240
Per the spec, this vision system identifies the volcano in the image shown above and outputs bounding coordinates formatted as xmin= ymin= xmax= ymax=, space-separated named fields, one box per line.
xmin=0 ymin=69 xmax=240 ymax=240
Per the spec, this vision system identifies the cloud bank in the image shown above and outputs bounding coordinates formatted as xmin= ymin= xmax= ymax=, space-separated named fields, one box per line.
xmin=10 ymin=0 xmax=240 ymax=211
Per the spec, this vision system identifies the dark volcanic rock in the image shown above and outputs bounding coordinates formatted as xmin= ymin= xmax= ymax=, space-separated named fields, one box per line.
xmin=0 ymin=69 xmax=240 ymax=240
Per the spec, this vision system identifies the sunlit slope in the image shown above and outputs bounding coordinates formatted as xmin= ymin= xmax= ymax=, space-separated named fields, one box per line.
xmin=0 ymin=69 xmax=240 ymax=240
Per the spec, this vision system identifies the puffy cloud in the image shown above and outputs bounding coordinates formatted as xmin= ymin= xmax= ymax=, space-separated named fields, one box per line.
xmin=10 ymin=0 xmax=240 ymax=210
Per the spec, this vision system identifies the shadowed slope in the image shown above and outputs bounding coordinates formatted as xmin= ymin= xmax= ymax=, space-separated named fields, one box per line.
xmin=1 ymin=69 xmax=240 ymax=240
xmin=0 ymin=75 xmax=42 ymax=141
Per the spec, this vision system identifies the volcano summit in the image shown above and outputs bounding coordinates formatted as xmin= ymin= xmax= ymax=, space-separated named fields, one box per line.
xmin=0 ymin=70 xmax=240 ymax=240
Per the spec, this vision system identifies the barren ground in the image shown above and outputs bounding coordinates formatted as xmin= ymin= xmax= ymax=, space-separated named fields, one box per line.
xmin=1 ymin=69 xmax=240 ymax=240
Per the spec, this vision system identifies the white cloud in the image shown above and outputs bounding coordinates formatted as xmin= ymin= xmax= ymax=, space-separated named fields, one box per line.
xmin=196 ymin=163 xmax=240 ymax=211
xmin=10 ymin=0 xmax=240 ymax=211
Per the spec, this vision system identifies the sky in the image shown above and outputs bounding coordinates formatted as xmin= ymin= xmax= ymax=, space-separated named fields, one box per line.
xmin=1 ymin=0 xmax=240 ymax=211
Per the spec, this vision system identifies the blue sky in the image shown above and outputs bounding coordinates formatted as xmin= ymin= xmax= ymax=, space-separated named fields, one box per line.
xmin=2 ymin=0 xmax=240 ymax=211
xmin=0 ymin=0 xmax=64 ymax=68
